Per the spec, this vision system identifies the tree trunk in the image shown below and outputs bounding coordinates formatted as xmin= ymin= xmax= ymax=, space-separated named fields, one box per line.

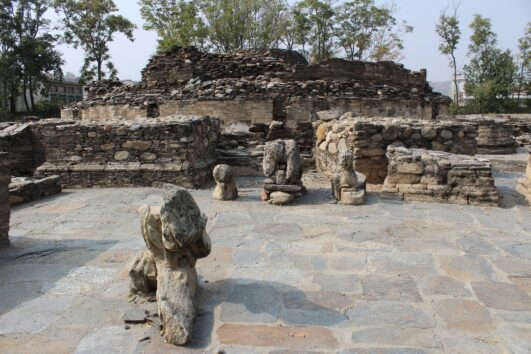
xmin=29 ymin=79 xmax=35 ymax=112
xmin=22 ymin=80 xmax=30 ymax=113
xmin=97 ymin=59 xmax=102 ymax=81
xmin=452 ymin=54 xmax=459 ymax=107
xmin=8 ymin=82 xmax=16 ymax=114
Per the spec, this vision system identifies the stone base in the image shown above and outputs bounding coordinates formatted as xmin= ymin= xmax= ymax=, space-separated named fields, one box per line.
xmin=340 ymin=188 xmax=367 ymax=205
xmin=34 ymin=161 xmax=215 ymax=189
xmin=9 ymin=175 xmax=62 ymax=206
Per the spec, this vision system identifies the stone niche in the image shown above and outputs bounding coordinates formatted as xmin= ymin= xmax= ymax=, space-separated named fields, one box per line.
xmin=382 ymin=145 xmax=499 ymax=206
xmin=0 ymin=152 xmax=10 ymax=247
xmin=32 ymin=116 xmax=219 ymax=188
xmin=315 ymin=116 xmax=478 ymax=184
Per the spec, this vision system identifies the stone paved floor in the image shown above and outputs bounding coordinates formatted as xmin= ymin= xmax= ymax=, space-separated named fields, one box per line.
xmin=0 ymin=171 xmax=530 ymax=353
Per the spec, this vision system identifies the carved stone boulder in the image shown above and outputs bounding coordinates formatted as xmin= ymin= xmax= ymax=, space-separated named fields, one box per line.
xmin=129 ymin=187 xmax=211 ymax=345
xmin=262 ymin=139 xmax=305 ymax=205
xmin=331 ymin=150 xmax=367 ymax=205
xmin=212 ymin=164 xmax=238 ymax=201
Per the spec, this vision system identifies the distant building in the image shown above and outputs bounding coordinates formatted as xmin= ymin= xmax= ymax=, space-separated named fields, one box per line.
xmin=449 ymin=73 xmax=473 ymax=106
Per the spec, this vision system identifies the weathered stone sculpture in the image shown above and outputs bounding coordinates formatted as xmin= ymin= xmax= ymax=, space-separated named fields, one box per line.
xmin=262 ymin=139 xmax=305 ymax=205
xmin=129 ymin=187 xmax=211 ymax=345
xmin=212 ymin=164 xmax=238 ymax=200
xmin=331 ymin=150 xmax=367 ymax=205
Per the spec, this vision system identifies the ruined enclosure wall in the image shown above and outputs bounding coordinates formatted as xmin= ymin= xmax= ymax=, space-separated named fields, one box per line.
xmin=0 ymin=152 xmax=10 ymax=247
xmin=32 ymin=117 xmax=219 ymax=188
xmin=315 ymin=117 xmax=477 ymax=183
xmin=291 ymin=59 xmax=427 ymax=89
xmin=382 ymin=146 xmax=499 ymax=206
xmin=0 ymin=123 xmax=44 ymax=175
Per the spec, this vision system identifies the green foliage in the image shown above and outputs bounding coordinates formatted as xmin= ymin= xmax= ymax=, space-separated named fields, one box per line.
xmin=139 ymin=0 xmax=208 ymax=51
xmin=293 ymin=0 xmax=335 ymax=62
xmin=53 ymin=0 xmax=136 ymax=82
xmin=516 ymin=22 xmax=530 ymax=104
xmin=463 ymin=15 xmax=517 ymax=113
xmin=0 ymin=0 xmax=63 ymax=112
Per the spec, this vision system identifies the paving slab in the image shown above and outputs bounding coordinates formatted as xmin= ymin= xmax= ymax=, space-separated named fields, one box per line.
xmin=0 ymin=172 xmax=529 ymax=352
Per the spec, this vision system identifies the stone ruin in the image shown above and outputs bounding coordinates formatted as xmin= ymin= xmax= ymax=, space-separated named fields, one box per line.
xmin=382 ymin=145 xmax=500 ymax=206
xmin=331 ymin=150 xmax=367 ymax=205
xmin=316 ymin=116 xmax=478 ymax=184
xmin=0 ymin=152 xmax=10 ymax=247
xmin=129 ymin=187 xmax=211 ymax=345
xmin=262 ymin=139 xmax=305 ymax=205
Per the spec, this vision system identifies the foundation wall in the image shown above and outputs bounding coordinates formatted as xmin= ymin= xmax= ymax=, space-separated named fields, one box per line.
xmin=0 ymin=152 xmax=10 ymax=247
xmin=315 ymin=118 xmax=477 ymax=183
xmin=0 ymin=123 xmax=44 ymax=175
xmin=382 ymin=146 xmax=499 ymax=206
xmin=32 ymin=117 xmax=219 ymax=188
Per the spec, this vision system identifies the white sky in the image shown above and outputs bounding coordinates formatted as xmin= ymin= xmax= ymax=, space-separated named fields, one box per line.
xmin=55 ymin=0 xmax=530 ymax=82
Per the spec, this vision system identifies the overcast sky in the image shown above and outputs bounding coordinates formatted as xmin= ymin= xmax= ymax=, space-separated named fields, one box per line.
xmin=55 ymin=0 xmax=530 ymax=82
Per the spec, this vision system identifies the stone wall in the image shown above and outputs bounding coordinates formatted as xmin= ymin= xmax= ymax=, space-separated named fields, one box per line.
xmin=443 ymin=115 xmax=516 ymax=154
xmin=382 ymin=145 xmax=499 ymax=206
xmin=0 ymin=123 xmax=44 ymax=175
xmin=517 ymin=149 xmax=531 ymax=202
xmin=32 ymin=117 xmax=219 ymax=188
xmin=315 ymin=116 xmax=478 ymax=183
xmin=0 ymin=152 xmax=10 ymax=247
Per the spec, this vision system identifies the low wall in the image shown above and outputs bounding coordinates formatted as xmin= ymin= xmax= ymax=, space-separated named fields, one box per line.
xmin=9 ymin=176 xmax=62 ymax=206
xmin=0 ymin=152 xmax=10 ymax=247
xmin=382 ymin=146 xmax=499 ymax=206
xmin=315 ymin=117 xmax=477 ymax=183
xmin=32 ymin=117 xmax=219 ymax=188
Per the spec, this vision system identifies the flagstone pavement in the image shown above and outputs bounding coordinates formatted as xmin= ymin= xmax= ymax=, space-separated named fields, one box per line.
xmin=0 ymin=172 xmax=530 ymax=353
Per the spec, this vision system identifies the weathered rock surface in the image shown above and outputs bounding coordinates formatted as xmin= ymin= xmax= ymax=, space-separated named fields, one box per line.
xmin=212 ymin=164 xmax=238 ymax=201
xmin=129 ymin=187 xmax=211 ymax=345
xmin=331 ymin=150 xmax=367 ymax=205
xmin=9 ymin=175 xmax=61 ymax=206
xmin=262 ymin=140 xmax=304 ymax=205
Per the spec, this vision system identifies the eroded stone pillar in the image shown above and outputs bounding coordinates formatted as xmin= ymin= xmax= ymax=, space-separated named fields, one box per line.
xmin=129 ymin=187 xmax=211 ymax=345
xmin=262 ymin=139 xmax=305 ymax=205
xmin=212 ymin=164 xmax=238 ymax=201
xmin=331 ymin=150 xmax=367 ymax=205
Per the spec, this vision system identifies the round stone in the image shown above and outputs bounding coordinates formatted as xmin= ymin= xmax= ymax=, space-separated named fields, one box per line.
xmin=269 ymin=191 xmax=294 ymax=205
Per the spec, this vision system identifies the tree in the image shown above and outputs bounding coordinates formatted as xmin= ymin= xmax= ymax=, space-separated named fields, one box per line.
xmin=436 ymin=3 xmax=461 ymax=106
xmin=139 ymin=0 xmax=208 ymax=52
xmin=516 ymin=22 xmax=530 ymax=106
xmin=0 ymin=0 xmax=63 ymax=112
xmin=463 ymin=15 xmax=516 ymax=113
xmin=293 ymin=0 xmax=336 ymax=62
xmin=336 ymin=0 xmax=411 ymax=62
xmin=53 ymin=0 xmax=136 ymax=82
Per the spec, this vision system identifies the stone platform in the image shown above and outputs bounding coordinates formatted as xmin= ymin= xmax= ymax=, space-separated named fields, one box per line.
xmin=0 ymin=174 xmax=530 ymax=353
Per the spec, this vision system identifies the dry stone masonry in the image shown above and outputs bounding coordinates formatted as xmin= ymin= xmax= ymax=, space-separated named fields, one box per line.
xmin=0 ymin=122 xmax=44 ymax=175
xmin=31 ymin=116 xmax=219 ymax=188
xmin=129 ymin=187 xmax=211 ymax=346
xmin=315 ymin=115 xmax=478 ymax=183
xmin=0 ymin=152 xmax=10 ymax=247
xmin=9 ymin=175 xmax=62 ymax=206
xmin=382 ymin=145 xmax=499 ymax=206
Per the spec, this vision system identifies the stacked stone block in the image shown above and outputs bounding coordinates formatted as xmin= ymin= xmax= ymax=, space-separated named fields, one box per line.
xmin=315 ymin=116 xmax=477 ymax=183
xmin=0 ymin=152 xmax=10 ymax=247
xmin=9 ymin=175 xmax=62 ymax=206
xmin=382 ymin=145 xmax=499 ymax=206
xmin=32 ymin=117 xmax=219 ymax=188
